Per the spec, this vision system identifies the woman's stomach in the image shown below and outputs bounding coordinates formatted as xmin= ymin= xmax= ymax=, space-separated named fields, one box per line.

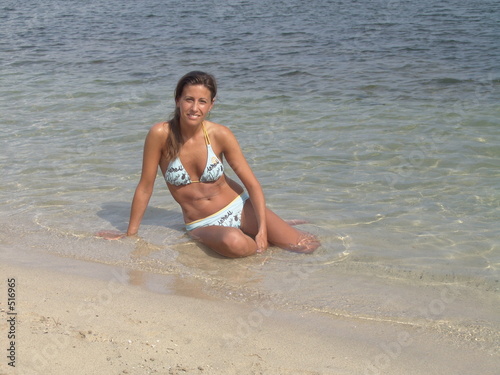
xmin=169 ymin=176 xmax=243 ymax=223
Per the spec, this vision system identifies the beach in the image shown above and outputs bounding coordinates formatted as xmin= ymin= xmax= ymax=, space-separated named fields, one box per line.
xmin=1 ymin=0 xmax=499 ymax=373
xmin=1 ymin=253 xmax=498 ymax=375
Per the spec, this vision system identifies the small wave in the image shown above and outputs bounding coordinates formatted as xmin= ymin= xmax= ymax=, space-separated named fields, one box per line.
xmin=278 ymin=70 xmax=314 ymax=78
xmin=433 ymin=77 xmax=470 ymax=85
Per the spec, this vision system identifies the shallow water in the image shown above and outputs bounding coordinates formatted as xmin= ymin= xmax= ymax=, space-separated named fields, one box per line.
xmin=1 ymin=0 xmax=499 ymax=354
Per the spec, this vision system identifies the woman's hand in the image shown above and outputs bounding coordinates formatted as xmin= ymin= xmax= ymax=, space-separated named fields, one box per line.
xmin=255 ymin=229 xmax=268 ymax=253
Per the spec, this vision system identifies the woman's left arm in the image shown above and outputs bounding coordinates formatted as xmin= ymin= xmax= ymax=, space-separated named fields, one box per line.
xmin=218 ymin=125 xmax=268 ymax=252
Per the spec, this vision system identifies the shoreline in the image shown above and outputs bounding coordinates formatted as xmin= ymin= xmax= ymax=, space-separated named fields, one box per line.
xmin=0 ymin=249 xmax=498 ymax=374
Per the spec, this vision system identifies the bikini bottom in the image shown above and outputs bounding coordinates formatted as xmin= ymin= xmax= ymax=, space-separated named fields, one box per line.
xmin=185 ymin=192 xmax=249 ymax=231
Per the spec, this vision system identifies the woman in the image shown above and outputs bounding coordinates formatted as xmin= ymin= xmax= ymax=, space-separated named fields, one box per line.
xmin=104 ymin=71 xmax=319 ymax=257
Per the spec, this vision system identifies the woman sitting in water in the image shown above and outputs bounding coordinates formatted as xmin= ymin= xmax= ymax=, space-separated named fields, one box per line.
xmin=103 ymin=71 xmax=319 ymax=257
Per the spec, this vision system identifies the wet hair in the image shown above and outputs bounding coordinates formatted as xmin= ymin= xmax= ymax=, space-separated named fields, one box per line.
xmin=165 ymin=71 xmax=217 ymax=161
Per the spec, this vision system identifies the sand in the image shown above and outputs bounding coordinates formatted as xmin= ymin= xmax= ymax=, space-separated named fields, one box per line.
xmin=0 ymin=253 xmax=498 ymax=375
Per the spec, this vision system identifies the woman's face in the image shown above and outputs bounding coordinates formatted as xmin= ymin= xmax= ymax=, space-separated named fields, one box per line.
xmin=176 ymin=84 xmax=214 ymax=126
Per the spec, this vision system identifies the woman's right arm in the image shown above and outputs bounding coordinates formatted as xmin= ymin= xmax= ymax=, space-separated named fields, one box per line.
xmin=126 ymin=123 xmax=166 ymax=236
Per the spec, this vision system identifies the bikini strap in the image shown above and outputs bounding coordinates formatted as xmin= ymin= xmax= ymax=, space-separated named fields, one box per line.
xmin=202 ymin=122 xmax=211 ymax=145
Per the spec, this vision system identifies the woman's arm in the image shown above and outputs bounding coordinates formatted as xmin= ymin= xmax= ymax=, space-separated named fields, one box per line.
xmin=126 ymin=123 xmax=166 ymax=236
xmin=218 ymin=125 xmax=268 ymax=252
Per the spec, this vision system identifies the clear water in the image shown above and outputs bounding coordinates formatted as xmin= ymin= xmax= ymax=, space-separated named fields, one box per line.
xmin=1 ymin=0 xmax=499 ymax=353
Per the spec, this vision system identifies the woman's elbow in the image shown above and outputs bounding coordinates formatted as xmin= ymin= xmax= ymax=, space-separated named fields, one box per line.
xmin=135 ymin=181 xmax=154 ymax=197
xmin=245 ymin=179 xmax=263 ymax=193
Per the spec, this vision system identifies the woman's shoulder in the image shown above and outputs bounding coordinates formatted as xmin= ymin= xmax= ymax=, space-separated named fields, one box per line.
xmin=142 ymin=122 xmax=169 ymax=152
xmin=206 ymin=121 xmax=235 ymax=141
xmin=148 ymin=122 xmax=169 ymax=139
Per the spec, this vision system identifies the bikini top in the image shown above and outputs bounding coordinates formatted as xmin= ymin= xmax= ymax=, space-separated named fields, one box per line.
xmin=164 ymin=123 xmax=224 ymax=186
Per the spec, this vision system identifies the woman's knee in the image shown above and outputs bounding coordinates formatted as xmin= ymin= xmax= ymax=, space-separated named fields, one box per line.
xmin=220 ymin=230 xmax=256 ymax=258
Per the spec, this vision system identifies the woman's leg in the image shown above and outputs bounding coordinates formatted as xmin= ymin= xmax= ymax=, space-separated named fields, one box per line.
xmin=241 ymin=200 xmax=320 ymax=253
xmin=188 ymin=198 xmax=319 ymax=258
xmin=189 ymin=226 xmax=258 ymax=258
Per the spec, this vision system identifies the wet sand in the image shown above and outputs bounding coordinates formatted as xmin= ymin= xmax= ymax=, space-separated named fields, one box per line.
xmin=0 ymin=252 xmax=498 ymax=375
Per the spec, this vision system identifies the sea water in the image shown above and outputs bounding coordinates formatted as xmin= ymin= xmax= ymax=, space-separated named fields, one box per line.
xmin=1 ymin=0 xmax=499 ymax=353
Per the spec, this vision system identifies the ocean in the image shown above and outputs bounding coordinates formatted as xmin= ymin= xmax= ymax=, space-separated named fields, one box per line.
xmin=1 ymin=0 xmax=499 ymax=355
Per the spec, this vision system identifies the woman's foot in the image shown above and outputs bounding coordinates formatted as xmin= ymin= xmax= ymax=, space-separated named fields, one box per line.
xmin=285 ymin=232 xmax=320 ymax=254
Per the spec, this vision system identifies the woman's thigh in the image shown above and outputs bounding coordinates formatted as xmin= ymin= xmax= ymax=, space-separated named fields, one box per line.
xmin=189 ymin=225 xmax=257 ymax=258
xmin=240 ymin=200 xmax=302 ymax=248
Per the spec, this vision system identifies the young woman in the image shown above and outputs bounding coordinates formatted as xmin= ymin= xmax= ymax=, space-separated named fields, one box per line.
xmin=103 ymin=71 xmax=319 ymax=257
